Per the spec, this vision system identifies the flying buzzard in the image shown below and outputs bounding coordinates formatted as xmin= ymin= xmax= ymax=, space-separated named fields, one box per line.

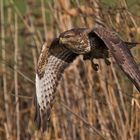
xmin=35 ymin=26 xmax=140 ymax=131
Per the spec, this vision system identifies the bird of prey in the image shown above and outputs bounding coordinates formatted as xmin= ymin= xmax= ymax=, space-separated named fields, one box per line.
xmin=35 ymin=26 xmax=140 ymax=131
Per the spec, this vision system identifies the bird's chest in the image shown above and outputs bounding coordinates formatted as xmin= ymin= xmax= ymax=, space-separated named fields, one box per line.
xmin=70 ymin=35 xmax=91 ymax=54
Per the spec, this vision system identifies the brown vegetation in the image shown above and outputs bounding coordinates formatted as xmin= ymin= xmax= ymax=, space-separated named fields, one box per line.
xmin=0 ymin=0 xmax=140 ymax=139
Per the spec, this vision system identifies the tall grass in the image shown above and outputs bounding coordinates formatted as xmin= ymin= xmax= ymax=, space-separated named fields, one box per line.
xmin=0 ymin=0 xmax=140 ymax=139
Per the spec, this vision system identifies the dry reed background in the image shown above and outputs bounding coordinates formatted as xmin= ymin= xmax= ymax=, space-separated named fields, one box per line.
xmin=0 ymin=0 xmax=140 ymax=140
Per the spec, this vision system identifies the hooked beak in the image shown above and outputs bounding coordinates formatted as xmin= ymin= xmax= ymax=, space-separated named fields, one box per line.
xmin=59 ymin=37 xmax=67 ymax=44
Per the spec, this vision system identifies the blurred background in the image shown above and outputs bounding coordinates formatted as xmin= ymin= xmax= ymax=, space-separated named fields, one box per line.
xmin=0 ymin=0 xmax=140 ymax=140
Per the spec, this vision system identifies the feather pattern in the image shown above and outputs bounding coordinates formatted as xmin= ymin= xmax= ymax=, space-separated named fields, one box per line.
xmin=93 ymin=26 xmax=140 ymax=92
xmin=35 ymin=38 xmax=77 ymax=131
xmin=35 ymin=27 xmax=140 ymax=132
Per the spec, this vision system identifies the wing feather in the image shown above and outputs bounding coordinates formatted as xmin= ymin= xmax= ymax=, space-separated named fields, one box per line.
xmin=35 ymin=38 xmax=78 ymax=131
xmin=93 ymin=26 xmax=140 ymax=92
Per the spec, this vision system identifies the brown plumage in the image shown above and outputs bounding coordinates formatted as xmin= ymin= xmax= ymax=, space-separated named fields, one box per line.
xmin=92 ymin=26 xmax=140 ymax=92
xmin=35 ymin=38 xmax=78 ymax=131
xmin=35 ymin=26 xmax=140 ymax=131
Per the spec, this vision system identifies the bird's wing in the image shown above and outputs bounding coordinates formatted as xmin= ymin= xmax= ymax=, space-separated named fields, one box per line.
xmin=92 ymin=26 xmax=140 ymax=92
xmin=35 ymin=38 xmax=78 ymax=131
xmin=124 ymin=42 xmax=140 ymax=49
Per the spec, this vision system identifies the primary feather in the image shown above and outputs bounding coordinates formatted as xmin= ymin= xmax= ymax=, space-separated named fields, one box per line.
xmin=92 ymin=26 xmax=140 ymax=92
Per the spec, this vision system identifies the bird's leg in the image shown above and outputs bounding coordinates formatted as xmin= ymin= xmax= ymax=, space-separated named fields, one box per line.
xmin=83 ymin=52 xmax=99 ymax=71
xmin=103 ymin=50 xmax=111 ymax=65
xmin=83 ymin=53 xmax=91 ymax=60
xmin=91 ymin=58 xmax=99 ymax=71
xmin=104 ymin=57 xmax=111 ymax=65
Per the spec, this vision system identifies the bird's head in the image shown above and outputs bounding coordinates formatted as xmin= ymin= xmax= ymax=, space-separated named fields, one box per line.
xmin=59 ymin=28 xmax=91 ymax=54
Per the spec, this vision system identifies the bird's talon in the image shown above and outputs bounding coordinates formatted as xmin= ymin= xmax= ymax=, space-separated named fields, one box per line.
xmin=105 ymin=59 xmax=111 ymax=65
xmin=91 ymin=62 xmax=99 ymax=71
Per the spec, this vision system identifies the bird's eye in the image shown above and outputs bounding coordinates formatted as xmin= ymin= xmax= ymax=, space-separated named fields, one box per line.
xmin=64 ymin=34 xmax=72 ymax=38
xmin=64 ymin=33 xmax=75 ymax=38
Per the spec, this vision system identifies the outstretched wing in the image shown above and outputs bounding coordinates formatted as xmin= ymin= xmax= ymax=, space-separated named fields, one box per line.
xmin=92 ymin=26 xmax=140 ymax=92
xmin=35 ymin=38 xmax=78 ymax=131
